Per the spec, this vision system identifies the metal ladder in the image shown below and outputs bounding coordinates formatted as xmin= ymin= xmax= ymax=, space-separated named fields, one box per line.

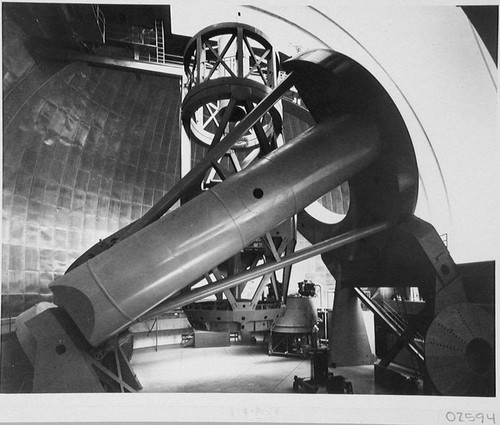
xmin=91 ymin=5 xmax=106 ymax=43
xmin=353 ymin=288 xmax=424 ymax=361
xmin=155 ymin=20 xmax=165 ymax=64
xmin=357 ymin=288 xmax=425 ymax=381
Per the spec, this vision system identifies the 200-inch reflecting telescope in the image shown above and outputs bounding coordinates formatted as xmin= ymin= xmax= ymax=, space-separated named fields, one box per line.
xmin=5 ymin=11 xmax=495 ymax=397
xmin=50 ymin=114 xmax=381 ymax=346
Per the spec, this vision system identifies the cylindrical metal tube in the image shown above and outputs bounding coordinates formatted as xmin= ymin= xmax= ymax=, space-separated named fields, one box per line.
xmin=144 ymin=222 xmax=390 ymax=318
xmin=50 ymin=114 xmax=381 ymax=346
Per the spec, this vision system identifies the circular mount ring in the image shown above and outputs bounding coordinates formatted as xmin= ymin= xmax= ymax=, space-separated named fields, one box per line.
xmin=182 ymin=77 xmax=283 ymax=149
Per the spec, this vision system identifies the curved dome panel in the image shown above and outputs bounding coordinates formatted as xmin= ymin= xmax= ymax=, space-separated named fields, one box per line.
xmin=2 ymin=14 xmax=182 ymax=317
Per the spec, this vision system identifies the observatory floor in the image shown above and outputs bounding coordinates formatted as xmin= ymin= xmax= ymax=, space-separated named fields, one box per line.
xmin=130 ymin=343 xmax=394 ymax=394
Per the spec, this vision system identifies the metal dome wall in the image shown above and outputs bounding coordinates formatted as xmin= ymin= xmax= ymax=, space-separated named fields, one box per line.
xmin=2 ymin=13 xmax=182 ymax=319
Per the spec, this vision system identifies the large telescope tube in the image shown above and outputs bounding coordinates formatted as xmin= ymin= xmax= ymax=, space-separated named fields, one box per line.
xmin=50 ymin=114 xmax=381 ymax=346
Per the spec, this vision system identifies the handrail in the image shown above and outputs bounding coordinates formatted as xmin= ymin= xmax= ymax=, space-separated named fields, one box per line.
xmin=353 ymin=287 xmax=424 ymax=361
xmin=92 ymin=5 xmax=106 ymax=44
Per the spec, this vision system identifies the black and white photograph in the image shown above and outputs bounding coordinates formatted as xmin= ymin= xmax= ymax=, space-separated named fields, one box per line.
xmin=1 ymin=2 xmax=498 ymax=424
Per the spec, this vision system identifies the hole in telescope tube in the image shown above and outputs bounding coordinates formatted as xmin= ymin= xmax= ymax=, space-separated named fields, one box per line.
xmin=253 ymin=188 xmax=264 ymax=199
xmin=55 ymin=344 xmax=67 ymax=355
